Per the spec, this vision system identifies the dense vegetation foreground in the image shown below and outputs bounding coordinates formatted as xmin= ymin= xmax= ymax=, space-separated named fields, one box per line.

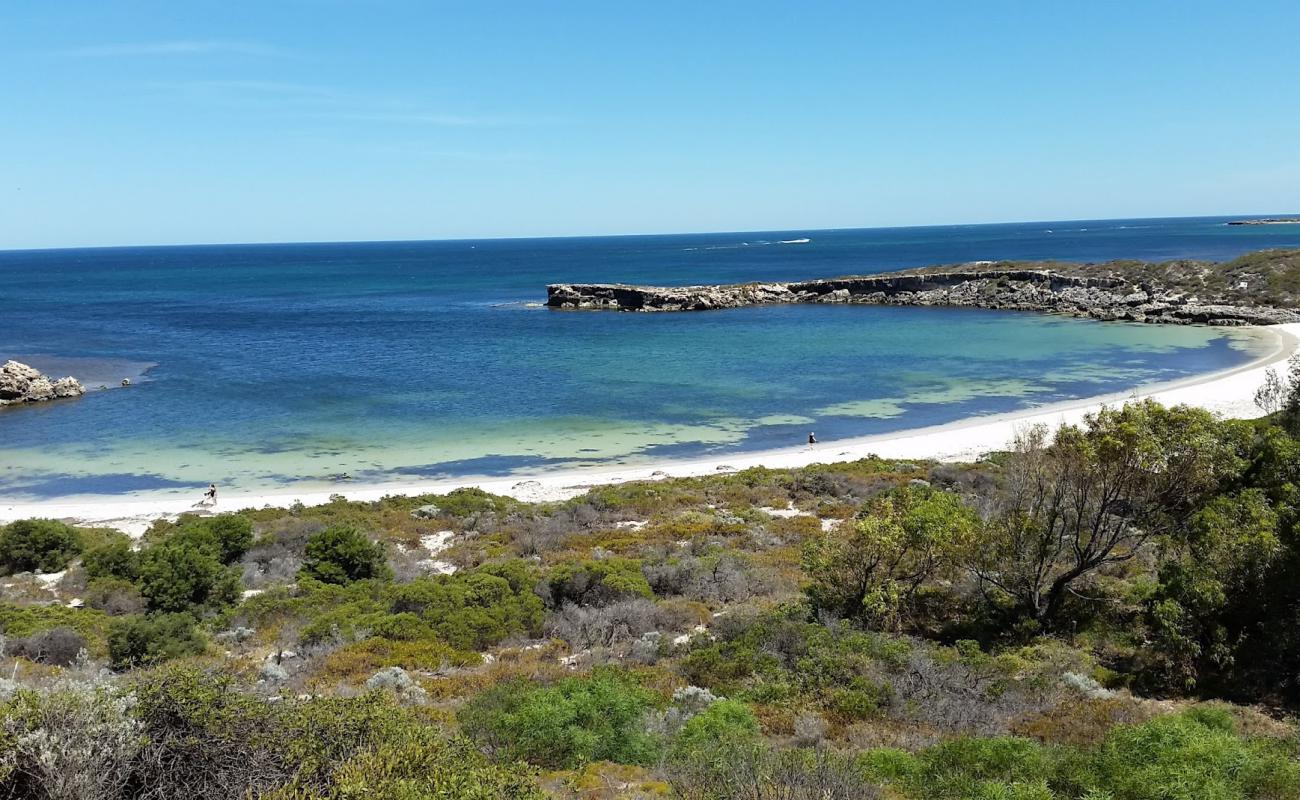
xmin=9 ymin=370 xmax=1300 ymax=797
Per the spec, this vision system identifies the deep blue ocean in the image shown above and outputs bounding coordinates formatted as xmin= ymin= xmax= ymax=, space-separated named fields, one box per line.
xmin=3 ymin=215 xmax=1299 ymax=500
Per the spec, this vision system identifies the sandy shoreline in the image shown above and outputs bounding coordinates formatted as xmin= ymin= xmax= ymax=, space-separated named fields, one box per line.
xmin=5 ymin=322 xmax=1299 ymax=536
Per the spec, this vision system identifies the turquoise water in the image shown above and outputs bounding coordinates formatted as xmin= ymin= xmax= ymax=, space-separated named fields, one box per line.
xmin=1 ymin=216 xmax=1296 ymax=499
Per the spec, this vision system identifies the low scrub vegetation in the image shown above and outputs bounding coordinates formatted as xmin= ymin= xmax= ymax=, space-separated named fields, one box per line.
xmin=7 ymin=371 xmax=1300 ymax=796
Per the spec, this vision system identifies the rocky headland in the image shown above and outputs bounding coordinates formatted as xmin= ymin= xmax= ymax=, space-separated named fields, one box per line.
xmin=0 ymin=360 xmax=85 ymax=407
xmin=547 ymin=248 xmax=1300 ymax=326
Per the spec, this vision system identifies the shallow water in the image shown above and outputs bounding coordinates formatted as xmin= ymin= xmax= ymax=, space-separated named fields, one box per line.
xmin=2 ymin=216 xmax=1297 ymax=499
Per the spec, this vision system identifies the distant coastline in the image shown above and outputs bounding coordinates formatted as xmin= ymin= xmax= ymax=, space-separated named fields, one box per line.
xmin=1228 ymin=217 xmax=1300 ymax=225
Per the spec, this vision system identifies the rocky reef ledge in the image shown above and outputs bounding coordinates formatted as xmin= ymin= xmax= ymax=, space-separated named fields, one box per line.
xmin=547 ymin=249 xmax=1300 ymax=326
xmin=0 ymin=360 xmax=85 ymax=407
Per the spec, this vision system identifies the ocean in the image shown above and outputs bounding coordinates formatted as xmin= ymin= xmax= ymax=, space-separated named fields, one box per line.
xmin=3 ymin=215 xmax=1298 ymax=500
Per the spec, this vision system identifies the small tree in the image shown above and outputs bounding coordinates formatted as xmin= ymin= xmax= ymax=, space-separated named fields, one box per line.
xmin=300 ymin=524 xmax=390 ymax=585
xmin=972 ymin=402 xmax=1246 ymax=630
xmin=1281 ymin=354 xmax=1300 ymax=434
xmin=0 ymin=518 xmax=83 ymax=574
xmin=1254 ymin=367 xmax=1286 ymax=416
xmin=802 ymin=486 xmax=976 ymax=629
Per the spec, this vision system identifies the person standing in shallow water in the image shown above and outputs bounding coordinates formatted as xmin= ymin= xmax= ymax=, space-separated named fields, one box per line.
xmin=808 ymin=432 xmax=817 ymax=445
xmin=204 ymin=483 xmax=217 ymax=504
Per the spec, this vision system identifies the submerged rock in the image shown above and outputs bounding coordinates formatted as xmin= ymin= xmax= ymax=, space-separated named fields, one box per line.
xmin=0 ymin=360 xmax=85 ymax=406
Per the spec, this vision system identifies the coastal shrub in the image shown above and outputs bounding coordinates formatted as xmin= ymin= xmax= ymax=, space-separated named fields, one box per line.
xmin=802 ymin=485 xmax=976 ymax=629
xmin=0 ymin=602 xmax=113 ymax=653
xmin=642 ymin=551 xmax=756 ymax=603
xmin=545 ymin=597 xmax=664 ymax=650
xmin=416 ymin=487 xmax=519 ymax=518
xmin=175 ymin=514 xmax=255 ymax=564
xmin=242 ymin=564 xmax=542 ymax=653
xmin=671 ymin=699 xmax=761 ymax=758
xmin=315 ymin=637 xmax=477 ymax=684
xmin=457 ymin=667 xmax=661 ymax=768
xmin=295 ymin=728 xmax=545 ymax=800
xmin=138 ymin=539 xmax=241 ymax=613
xmin=143 ymin=513 xmax=255 ymax=565
xmin=84 ymin=576 xmax=148 ymax=615
xmin=1086 ymin=709 xmax=1300 ymax=800
xmin=545 ymin=557 xmax=653 ymax=607
xmin=300 ymin=524 xmax=391 ymax=585
xmin=971 ymin=403 xmax=1247 ymax=630
xmin=82 ymin=536 xmax=140 ymax=581
xmin=0 ymin=518 xmax=83 ymax=574
xmin=670 ymin=744 xmax=881 ymax=800
xmin=389 ymin=564 xmax=544 ymax=650
xmin=901 ymin=735 xmax=1056 ymax=799
xmin=0 ymin=677 xmax=143 ymax=800
xmin=4 ymin=626 xmax=87 ymax=666
xmin=852 ymin=709 xmax=1300 ymax=799
xmin=107 ymin=613 xmax=206 ymax=668
xmin=120 ymin=667 xmax=538 ymax=799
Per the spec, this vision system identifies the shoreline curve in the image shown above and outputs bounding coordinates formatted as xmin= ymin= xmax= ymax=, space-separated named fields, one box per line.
xmin=3 ymin=322 xmax=1299 ymax=536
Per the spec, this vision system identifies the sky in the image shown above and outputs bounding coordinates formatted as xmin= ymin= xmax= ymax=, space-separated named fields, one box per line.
xmin=3 ymin=0 xmax=1299 ymax=249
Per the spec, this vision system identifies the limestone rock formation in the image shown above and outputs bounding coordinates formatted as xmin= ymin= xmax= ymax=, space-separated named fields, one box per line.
xmin=547 ymin=262 xmax=1300 ymax=326
xmin=0 ymin=360 xmax=86 ymax=407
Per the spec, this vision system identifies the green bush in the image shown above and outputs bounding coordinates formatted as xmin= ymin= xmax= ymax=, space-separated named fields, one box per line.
xmin=114 ymin=666 xmax=544 ymax=799
xmin=301 ymin=525 xmax=391 ymax=585
xmin=802 ymin=485 xmax=976 ymax=627
xmin=172 ymin=514 xmax=256 ymax=564
xmin=1087 ymin=709 xmax=1300 ymax=800
xmin=0 ymin=518 xmax=83 ymax=574
xmin=546 ymin=557 xmax=653 ymax=606
xmin=308 ymin=727 xmax=544 ymax=799
xmin=139 ymin=539 xmax=240 ymax=613
xmin=0 ymin=602 xmax=113 ymax=654
xmin=245 ymin=563 xmax=542 ymax=654
xmin=671 ymin=699 xmax=760 ymax=758
xmin=107 ymin=613 xmax=207 ymax=668
xmin=457 ymin=668 xmax=661 ymax=768
xmin=82 ymin=536 xmax=140 ymax=581
xmin=416 ymin=487 xmax=519 ymax=518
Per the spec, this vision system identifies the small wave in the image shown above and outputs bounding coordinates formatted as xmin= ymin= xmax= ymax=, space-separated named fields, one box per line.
xmin=779 ymin=238 xmax=811 ymax=244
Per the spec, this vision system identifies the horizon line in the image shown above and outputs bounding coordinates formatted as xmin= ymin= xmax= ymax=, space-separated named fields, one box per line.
xmin=1 ymin=211 xmax=1295 ymax=255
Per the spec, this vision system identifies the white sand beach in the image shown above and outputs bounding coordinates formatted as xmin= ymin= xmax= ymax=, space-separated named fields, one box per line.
xmin=5 ymin=322 xmax=1299 ymax=537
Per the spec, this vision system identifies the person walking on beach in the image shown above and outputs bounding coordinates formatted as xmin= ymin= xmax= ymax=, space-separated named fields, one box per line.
xmin=204 ymin=483 xmax=217 ymax=505
xmin=807 ymin=432 xmax=817 ymax=445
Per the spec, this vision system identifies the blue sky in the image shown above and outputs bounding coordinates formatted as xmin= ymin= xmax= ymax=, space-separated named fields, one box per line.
xmin=3 ymin=1 xmax=1299 ymax=249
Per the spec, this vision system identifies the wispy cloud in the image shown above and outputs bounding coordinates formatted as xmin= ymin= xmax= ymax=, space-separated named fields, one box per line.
xmin=165 ymin=80 xmax=341 ymax=101
xmin=156 ymin=80 xmax=549 ymax=127
xmin=55 ymin=40 xmax=286 ymax=58
xmin=334 ymin=111 xmax=505 ymax=127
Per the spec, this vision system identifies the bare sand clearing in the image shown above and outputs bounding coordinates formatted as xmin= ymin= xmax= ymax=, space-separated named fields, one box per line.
xmin=5 ymin=322 xmax=1299 ymax=537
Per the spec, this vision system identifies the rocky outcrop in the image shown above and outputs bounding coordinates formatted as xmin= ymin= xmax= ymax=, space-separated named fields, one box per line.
xmin=547 ymin=266 xmax=1300 ymax=326
xmin=0 ymin=360 xmax=85 ymax=407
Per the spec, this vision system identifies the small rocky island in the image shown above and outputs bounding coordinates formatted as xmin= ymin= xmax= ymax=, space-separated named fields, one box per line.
xmin=0 ymin=360 xmax=85 ymax=407
xmin=1227 ymin=218 xmax=1300 ymax=225
xmin=548 ymin=248 xmax=1300 ymax=326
